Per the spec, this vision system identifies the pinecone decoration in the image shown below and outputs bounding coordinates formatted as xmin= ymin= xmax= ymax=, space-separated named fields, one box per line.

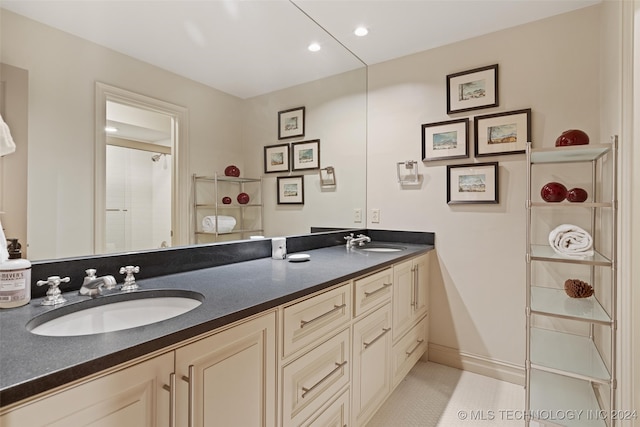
xmin=564 ymin=279 xmax=594 ymax=298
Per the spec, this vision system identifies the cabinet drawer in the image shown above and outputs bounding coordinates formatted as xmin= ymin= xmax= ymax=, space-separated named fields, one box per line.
xmin=392 ymin=314 xmax=428 ymax=389
xmin=353 ymin=267 xmax=393 ymax=318
xmin=281 ymin=328 xmax=351 ymax=427
xmin=283 ymin=284 xmax=351 ymax=358
xmin=301 ymin=387 xmax=350 ymax=427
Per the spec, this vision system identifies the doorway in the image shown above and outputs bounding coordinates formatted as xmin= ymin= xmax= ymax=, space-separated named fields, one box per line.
xmin=95 ymin=83 xmax=189 ymax=255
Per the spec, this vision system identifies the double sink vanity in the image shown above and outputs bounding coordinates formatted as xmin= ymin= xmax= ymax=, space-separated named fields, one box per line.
xmin=0 ymin=229 xmax=434 ymax=426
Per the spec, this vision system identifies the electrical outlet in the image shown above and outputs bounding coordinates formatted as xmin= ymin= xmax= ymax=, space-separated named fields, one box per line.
xmin=354 ymin=208 xmax=362 ymax=223
xmin=371 ymin=208 xmax=380 ymax=223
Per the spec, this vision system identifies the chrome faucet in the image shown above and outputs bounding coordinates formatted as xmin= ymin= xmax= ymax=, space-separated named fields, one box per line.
xmin=345 ymin=233 xmax=371 ymax=248
xmin=79 ymin=269 xmax=117 ymax=297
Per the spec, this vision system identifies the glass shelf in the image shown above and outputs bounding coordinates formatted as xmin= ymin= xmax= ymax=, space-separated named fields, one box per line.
xmin=529 ymin=245 xmax=612 ymax=266
xmin=194 ymin=175 xmax=262 ymax=183
xmin=530 ymin=144 xmax=611 ymax=164
xmin=529 ymin=201 xmax=613 ymax=209
xmin=195 ymin=228 xmax=263 ymax=236
xmin=530 ymin=328 xmax=610 ymax=383
xmin=196 ymin=203 xmax=262 ymax=208
xmin=530 ymin=369 xmax=606 ymax=427
xmin=530 ymin=287 xmax=611 ymax=324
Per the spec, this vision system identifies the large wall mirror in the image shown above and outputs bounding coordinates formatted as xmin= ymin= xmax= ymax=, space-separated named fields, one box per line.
xmin=0 ymin=1 xmax=367 ymax=261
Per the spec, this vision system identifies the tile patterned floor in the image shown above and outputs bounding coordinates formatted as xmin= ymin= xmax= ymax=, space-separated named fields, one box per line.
xmin=367 ymin=361 xmax=525 ymax=427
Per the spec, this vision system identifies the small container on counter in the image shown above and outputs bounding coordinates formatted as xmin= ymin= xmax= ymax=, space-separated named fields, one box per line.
xmin=0 ymin=238 xmax=31 ymax=308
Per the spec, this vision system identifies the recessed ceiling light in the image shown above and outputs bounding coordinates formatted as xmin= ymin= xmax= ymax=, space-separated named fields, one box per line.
xmin=354 ymin=26 xmax=369 ymax=37
xmin=308 ymin=42 xmax=321 ymax=52
xmin=105 ymin=126 xmax=118 ymax=133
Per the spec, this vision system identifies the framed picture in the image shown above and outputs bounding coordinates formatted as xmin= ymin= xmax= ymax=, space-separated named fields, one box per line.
xmin=421 ymin=118 xmax=469 ymax=162
xmin=474 ymin=108 xmax=531 ymax=157
xmin=447 ymin=162 xmax=499 ymax=204
xmin=264 ymin=143 xmax=290 ymax=173
xmin=277 ymin=175 xmax=304 ymax=205
xmin=278 ymin=106 xmax=305 ymax=139
xmin=291 ymin=139 xmax=320 ymax=171
xmin=446 ymin=64 xmax=498 ymax=114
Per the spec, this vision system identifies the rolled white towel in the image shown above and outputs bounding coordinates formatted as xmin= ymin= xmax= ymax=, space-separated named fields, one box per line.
xmin=202 ymin=215 xmax=236 ymax=233
xmin=548 ymin=224 xmax=594 ymax=257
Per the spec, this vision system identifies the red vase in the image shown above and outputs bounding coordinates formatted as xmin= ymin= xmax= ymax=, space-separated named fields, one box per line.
xmin=224 ymin=165 xmax=240 ymax=177
xmin=541 ymin=182 xmax=567 ymax=202
xmin=555 ymin=129 xmax=589 ymax=147
xmin=566 ymin=188 xmax=588 ymax=202
xmin=237 ymin=193 xmax=250 ymax=204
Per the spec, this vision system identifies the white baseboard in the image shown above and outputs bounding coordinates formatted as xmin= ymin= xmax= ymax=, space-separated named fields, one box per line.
xmin=425 ymin=342 xmax=525 ymax=386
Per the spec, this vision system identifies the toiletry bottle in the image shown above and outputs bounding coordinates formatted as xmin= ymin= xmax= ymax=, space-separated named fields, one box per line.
xmin=0 ymin=238 xmax=31 ymax=308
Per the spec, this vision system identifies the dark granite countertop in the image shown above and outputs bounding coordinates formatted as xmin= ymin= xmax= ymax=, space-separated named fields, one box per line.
xmin=0 ymin=241 xmax=433 ymax=408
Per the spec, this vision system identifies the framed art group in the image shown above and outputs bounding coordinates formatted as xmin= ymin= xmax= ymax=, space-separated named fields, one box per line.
xmin=264 ymin=139 xmax=320 ymax=174
xmin=267 ymin=106 xmax=320 ymax=205
xmin=421 ymin=63 xmax=532 ymax=204
xmin=421 ymin=108 xmax=530 ymax=162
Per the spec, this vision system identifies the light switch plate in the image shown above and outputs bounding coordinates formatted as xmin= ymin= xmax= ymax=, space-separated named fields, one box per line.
xmin=371 ymin=209 xmax=380 ymax=223
xmin=354 ymin=208 xmax=362 ymax=223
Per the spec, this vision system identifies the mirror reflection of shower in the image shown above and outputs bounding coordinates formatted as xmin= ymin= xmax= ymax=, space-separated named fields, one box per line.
xmin=105 ymin=101 xmax=173 ymax=253
xmin=151 ymin=153 xmax=169 ymax=169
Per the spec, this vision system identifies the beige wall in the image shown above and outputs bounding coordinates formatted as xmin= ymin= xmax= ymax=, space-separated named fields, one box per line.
xmin=0 ymin=9 xmax=243 ymax=260
xmin=367 ymin=6 xmax=602 ymax=373
xmin=0 ymin=64 xmax=28 ymax=253
xmin=243 ymin=69 xmax=367 ymax=237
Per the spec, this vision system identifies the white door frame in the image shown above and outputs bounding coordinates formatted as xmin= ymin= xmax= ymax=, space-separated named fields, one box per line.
xmin=95 ymin=82 xmax=189 ymax=254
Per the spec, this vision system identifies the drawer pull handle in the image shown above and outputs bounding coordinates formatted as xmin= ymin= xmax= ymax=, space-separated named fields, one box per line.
xmin=364 ymin=283 xmax=392 ymax=298
xmin=300 ymin=304 xmax=347 ymax=328
xmin=405 ymin=339 xmax=425 ymax=357
xmin=182 ymin=365 xmax=195 ymax=427
xmin=162 ymin=373 xmax=176 ymax=427
xmin=363 ymin=327 xmax=391 ymax=349
xmin=301 ymin=361 xmax=348 ymax=398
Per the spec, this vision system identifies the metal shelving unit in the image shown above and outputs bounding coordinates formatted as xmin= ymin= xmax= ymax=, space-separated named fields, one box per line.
xmin=525 ymin=139 xmax=618 ymax=426
xmin=192 ymin=173 xmax=263 ymax=242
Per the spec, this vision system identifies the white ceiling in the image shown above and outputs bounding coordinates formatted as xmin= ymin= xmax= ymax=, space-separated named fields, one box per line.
xmin=2 ymin=0 xmax=601 ymax=99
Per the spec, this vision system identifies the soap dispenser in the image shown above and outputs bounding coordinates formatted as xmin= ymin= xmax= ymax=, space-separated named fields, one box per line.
xmin=0 ymin=238 xmax=32 ymax=308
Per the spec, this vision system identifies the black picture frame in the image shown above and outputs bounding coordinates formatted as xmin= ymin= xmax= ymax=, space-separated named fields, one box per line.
xmin=291 ymin=139 xmax=320 ymax=171
xmin=446 ymin=162 xmax=499 ymax=204
xmin=277 ymin=175 xmax=304 ymax=205
xmin=278 ymin=106 xmax=305 ymax=140
xmin=264 ymin=143 xmax=290 ymax=173
xmin=421 ymin=118 xmax=469 ymax=162
xmin=446 ymin=64 xmax=499 ymax=114
xmin=474 ymin=108 xmax=531 ymax=157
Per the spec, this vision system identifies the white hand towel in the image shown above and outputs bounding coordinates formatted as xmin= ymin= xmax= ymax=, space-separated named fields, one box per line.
xmin=548 ymin=224 xmax=594 ymax=257
xmin=0 ymin=218 xmax=9 ymax=263
xmin=202 ymin=215 xmax=236 ymax=233
xmin=0 ymin=114 xmax=16 ymax=157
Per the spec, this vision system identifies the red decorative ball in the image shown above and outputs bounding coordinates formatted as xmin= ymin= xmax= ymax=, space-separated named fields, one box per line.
xmin=237 ymin=192 xmax=250 ymax=204
xmin=555 ymin=129 xmax=589 ymax=147
xmin=222 ymin=196 xmax=232 ymax=205
xmin=224 ymin=165 xmax=240 ymax=177
xmin=566 ymin=188 xmax=588 ymax=203
xmin=541 ymin=182 xmax=567 ymax=202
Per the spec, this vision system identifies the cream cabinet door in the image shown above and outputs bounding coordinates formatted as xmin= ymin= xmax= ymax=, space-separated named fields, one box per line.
xmin=351 ymin=303 xmax=392 ymax=427
xmin=175 ymin=311 xmax=276 ymax=427
xmin=392 ymin=253 xmax=430 ymax=341
xmin=0 ymin=352 xmax=174 ymax=427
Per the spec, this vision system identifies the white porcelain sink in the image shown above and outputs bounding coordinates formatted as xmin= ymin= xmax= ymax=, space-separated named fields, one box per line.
xmin=356 ymin=243 xmax=406 ymax=253
xmin=27 ymin=290 xmax=204 ymax=337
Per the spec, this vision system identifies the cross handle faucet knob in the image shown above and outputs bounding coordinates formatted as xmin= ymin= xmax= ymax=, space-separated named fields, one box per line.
xmin=119 ymin=265 xmax=140 ymax=291
xmin=36 ymin=276 xmax=70 ymax=306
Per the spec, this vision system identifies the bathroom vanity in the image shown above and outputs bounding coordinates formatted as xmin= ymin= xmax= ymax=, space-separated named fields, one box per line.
xmin=0 ymin=230 xmax=434 ymax=427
